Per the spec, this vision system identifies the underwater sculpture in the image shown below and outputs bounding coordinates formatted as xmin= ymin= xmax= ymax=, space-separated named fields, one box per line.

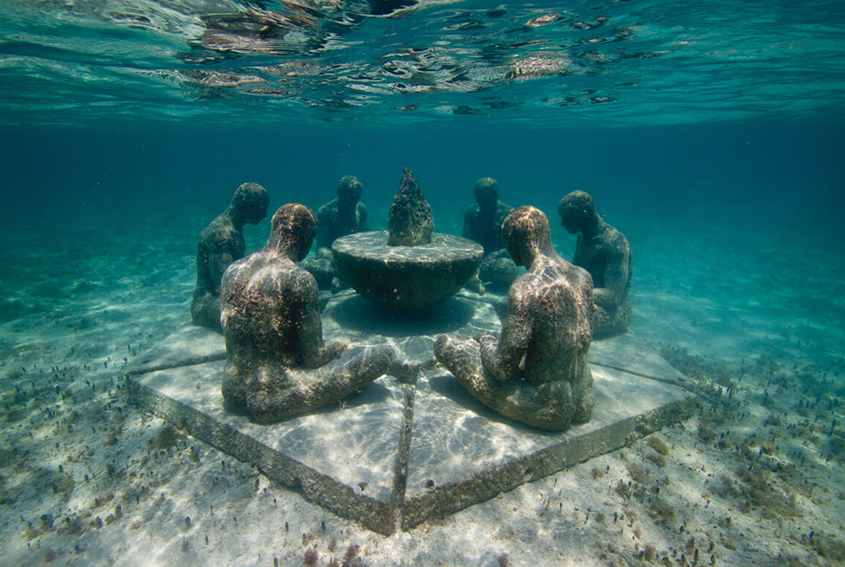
xmin=463 ymin=177 xmax=518 ymax=292
xmin=558 ymin=190 xmax=633 ymax=338
xmin=219 ymin=203 xmax=392 ymax=422
xmin=387 ymin=167 xmax=433 ymax=246
xmin=316 ymin=175 xmax=370 ymax=249
xmin=478 ymin=249 xmax=519 ymax=291
xmin=191 ymin=182 xmax=270 ymax=332
xmin=462 ymin=177 xmax=514 ymax=255
xmin=435 ymin=206 xmax=594 ymax=430
xmin=302 ymin=175 xmax=370 ymax=289
xmin=332 ymin=168 xmax=483 ymax=308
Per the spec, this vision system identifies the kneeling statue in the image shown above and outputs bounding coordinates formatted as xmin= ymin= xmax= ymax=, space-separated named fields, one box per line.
xmin=435 ymin=206 xmax=594 ymax=430
xmin=558 ymin=190 xmax=632 ymax=338
xmin=220 ymin=203 xmax=392 ymax=422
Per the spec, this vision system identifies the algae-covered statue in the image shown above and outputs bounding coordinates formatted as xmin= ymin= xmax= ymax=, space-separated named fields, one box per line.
xmin=220 ymin=203 xmax=392 ymax=423
xmin=558 ymin=190 xmax=633 ymax=338
xmin=388 ymin=167 xmax=433 ymax=246
xmin=435 ymin=206 xmax=594 ymax=430
xmin=316 ymin=175 xmax=370 ymax=250
xmin=303 ymin=175 xmax=370 ymax=290
xmin=462 ymin=177 xmax=513 ymax=255
xmin=463 ymin=177 xmax=517 ymax=293
xmin=191 ymin=182 xmax=270 ymax=332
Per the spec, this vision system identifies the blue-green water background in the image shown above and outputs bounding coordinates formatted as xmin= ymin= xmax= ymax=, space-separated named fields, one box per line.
xmin=3 ymin=121 xmax=844 ymax=238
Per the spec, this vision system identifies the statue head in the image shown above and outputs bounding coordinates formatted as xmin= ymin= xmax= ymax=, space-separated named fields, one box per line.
xmin=473 ymin=177 xmax=500 ymax=214
xmin=502 ymin=206 xmax=553 ymax=267
xmin=558 ymin=190 xmax=597 ymax=234
xmin=337 ymin=176 xmax=363 ymax=209
xmin=267 ymin=203 xmax=317 ymax=262
xmin=231 ymin=182 xmax=270 ymax=226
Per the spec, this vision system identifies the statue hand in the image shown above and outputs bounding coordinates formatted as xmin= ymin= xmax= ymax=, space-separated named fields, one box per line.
xmin=326 ymin=339 xmax=349 ymax=359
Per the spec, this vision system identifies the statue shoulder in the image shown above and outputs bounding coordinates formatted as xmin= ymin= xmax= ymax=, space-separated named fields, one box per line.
xmin=199 ymin=214 xmax=226 ymax=241
xmin=289 ymin=264 xmax=319 ymax=294
xmin=220 ymin=254 xmax=254 ymax=289
xmin=497 ymin=202 xmax=514 ymax=217
xmin=317 ymin=199 xmax=338 ymax=219
xmin=604 ymin=225 xmax=631 ymax=257
xmin=507 ymin=270 xmax=537 ymax=305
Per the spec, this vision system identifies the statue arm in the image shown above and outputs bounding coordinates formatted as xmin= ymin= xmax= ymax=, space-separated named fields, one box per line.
xmin=479 ymin=286 xmax=531 ymax=381
xmin=315 ymin=211 xmax=331 ymax=250
xmin=296 ymin=272 xmax=347 ymax=367
xmin=571 ymin=234 xmax=585 ymax=265
xmin=194 ymin=241 xmax=213 ymax=289
xmin=595 ymin=243 xmax=630 ymax=308
xmin=358 ymin=203 xmax=369 ymax=232
xmin=204 ymin=223 xmax=245 ymax=292
xmin=462 ymin=209 xmax=474 ymax=239
xmin=207 ymin=246 xmax=236 ymax=292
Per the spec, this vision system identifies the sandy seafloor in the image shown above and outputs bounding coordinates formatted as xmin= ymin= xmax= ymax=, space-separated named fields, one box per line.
xmin=1 ymin=205 xmax=844 ymax=567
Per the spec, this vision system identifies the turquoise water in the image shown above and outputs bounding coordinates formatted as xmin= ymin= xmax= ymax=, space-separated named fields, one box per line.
xmin=2 ymin=1 xmax=845 ymax=565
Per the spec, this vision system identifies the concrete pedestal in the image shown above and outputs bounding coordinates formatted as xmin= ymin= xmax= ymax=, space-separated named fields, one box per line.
xmin=127 ymin=292 xmax=695 ymax=534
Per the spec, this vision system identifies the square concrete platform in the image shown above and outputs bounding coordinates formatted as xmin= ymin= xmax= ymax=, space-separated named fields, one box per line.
xmin=127 ymin=292 xmax=696 ymax=534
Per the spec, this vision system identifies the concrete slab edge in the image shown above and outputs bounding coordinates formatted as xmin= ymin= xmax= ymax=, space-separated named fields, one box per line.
xmin=400 ymin=394 xmax=697 ymax=530
xmin=126 ymin=374 xmax=396 ymax=535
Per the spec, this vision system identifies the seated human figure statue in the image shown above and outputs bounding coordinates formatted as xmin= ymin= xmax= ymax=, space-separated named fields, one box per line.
xmin=316 ymin=175 xmax=369 ymax=250
xmin=304 ymin=175 xmax=370 ymax=290
xmin=558 ymin=190 xmax=633 ymax=338
xmin=191 ymin=182 xmax=270 ymax=332
xmin=462 ymin=177 xmax=517 ymax=293
xmin=220 ymin=203 xmax=392 ymax=423
xmin=462 ymin=177 xmax=513 ymax=255
xmin=435 ymin=206 xmax=594 ymax=430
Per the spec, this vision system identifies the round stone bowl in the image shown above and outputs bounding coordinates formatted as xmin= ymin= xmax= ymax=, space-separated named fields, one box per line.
xmin=332 ymin=231 xmax=483 ymax=309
